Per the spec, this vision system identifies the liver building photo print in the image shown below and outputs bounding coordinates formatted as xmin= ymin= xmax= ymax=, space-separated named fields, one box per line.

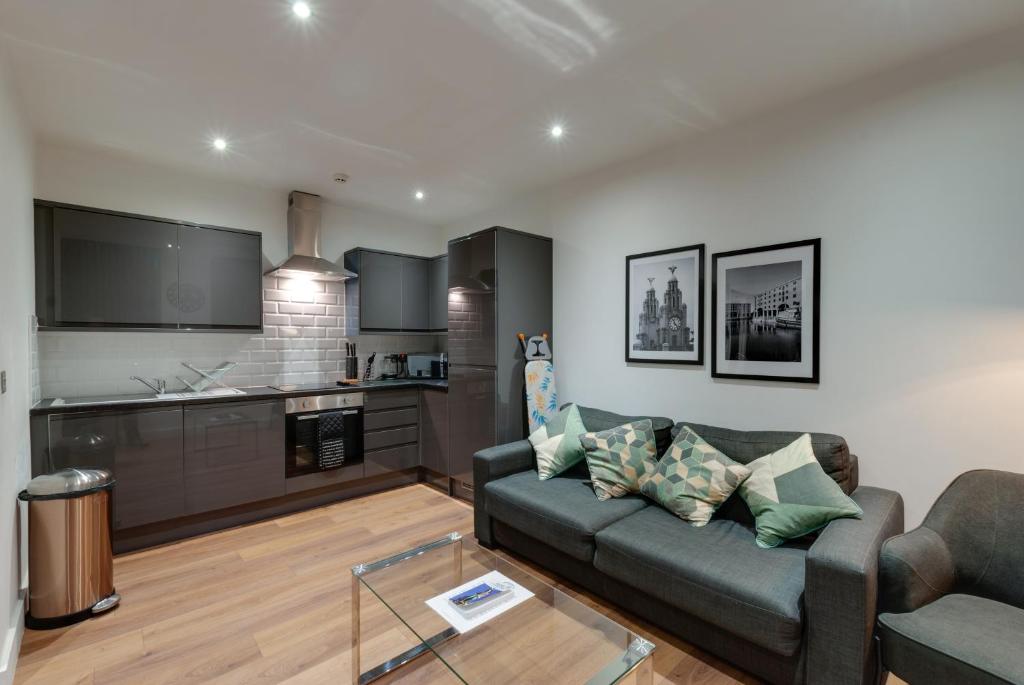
xmin=626 ymin=244 xmax=705 ymax=365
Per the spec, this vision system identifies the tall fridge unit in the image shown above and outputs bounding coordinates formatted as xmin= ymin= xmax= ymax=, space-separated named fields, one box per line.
xmin=447 ymin=227 xmax=552 ymax=501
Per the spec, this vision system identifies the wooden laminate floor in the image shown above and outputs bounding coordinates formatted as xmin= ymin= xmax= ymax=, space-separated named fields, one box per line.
xmin=14 ymin=484 xmax=878 ymax=685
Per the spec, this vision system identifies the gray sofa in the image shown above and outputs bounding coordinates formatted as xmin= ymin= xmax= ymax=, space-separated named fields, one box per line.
xmin=877 ymin=469 xmax=1024 ymax=685
xmin=473 ymin=406 xmax=904 ymax=685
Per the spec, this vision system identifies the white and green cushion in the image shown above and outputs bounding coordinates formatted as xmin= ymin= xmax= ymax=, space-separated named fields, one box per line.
xmin=579 ymin=420 xmax=658 ymax=501
xmin=641 ymin=426 xmax=751 ymax=526
xmin=738 ymin=433 xmax=863 ymax=548
xmin=529 ymin=403 xmax=586 ymax=480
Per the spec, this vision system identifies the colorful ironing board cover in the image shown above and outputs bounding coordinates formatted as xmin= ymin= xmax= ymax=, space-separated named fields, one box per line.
xmin=526 ymin=360 xmax=557 ymax=433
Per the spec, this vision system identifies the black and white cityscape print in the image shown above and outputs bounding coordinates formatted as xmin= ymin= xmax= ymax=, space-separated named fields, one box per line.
xmin=724 ymin=260 xmax=803 ymax=362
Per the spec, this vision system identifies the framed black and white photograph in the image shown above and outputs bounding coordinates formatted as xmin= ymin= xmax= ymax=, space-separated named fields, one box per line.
xmin=712 ymin=239 xmax=820 ymax=383
xmin=625 ymin=244 xmax=705 ymax=365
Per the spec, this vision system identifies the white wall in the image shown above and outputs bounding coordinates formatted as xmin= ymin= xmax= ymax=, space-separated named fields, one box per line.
xmin=444 ymin=35 xmax=1024 ymax=526
xmin=0 ymin=54 xmax=34 ymax=685
xmin=33 ymin=143 xmax=447 ymax=397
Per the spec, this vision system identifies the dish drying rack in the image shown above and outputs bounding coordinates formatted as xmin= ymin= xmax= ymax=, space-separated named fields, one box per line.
xmin=176 ymin=361 xmax=237 ymax=393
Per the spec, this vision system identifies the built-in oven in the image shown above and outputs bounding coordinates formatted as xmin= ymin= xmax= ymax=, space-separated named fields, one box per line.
xmin=285 ymin=393 xmax=364 ymax=479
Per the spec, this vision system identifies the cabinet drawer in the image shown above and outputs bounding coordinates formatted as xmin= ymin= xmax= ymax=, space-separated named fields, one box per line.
xmin=365 ymin=444 xmax=418 ymax=477
xmin=364 ymin=407 xmax=418 ymax=431
xmin=364 ymin=426 xmax=418 ymax=451
xmin=365 ymin=390 xmax=418 ymax=412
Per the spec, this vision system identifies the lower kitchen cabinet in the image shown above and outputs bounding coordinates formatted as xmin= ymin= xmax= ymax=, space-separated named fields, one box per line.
xmin=44 ymin=407 xmax=185 ymax=530
xmin=113 ymin=408 xmax=186 ymax=529
xmin=419 ymin=390 xmax=449 ymax=476
xmin=363 ymin=390 xmax=419 ymax=477
xmin=183 ymin=401 xmax=285 ymax=515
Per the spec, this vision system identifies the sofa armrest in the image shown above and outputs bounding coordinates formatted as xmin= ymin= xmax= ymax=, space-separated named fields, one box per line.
xmin=878 ymin=526 xmax=955 ymax=615
xmin=804 ymin=486 xmax=904 ymax=685
xmin=472 ymin=440 xmax=535 ymax=547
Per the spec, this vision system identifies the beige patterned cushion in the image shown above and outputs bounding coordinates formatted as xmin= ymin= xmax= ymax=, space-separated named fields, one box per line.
xmin=579 ymin=420 xmax=658 ymax=501
xmin=641 ymin=425 xmax=751 ymax=526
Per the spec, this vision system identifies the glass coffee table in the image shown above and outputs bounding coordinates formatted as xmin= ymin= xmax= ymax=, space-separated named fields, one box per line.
xmin=351 ymin=532 xmax=655 ymax=684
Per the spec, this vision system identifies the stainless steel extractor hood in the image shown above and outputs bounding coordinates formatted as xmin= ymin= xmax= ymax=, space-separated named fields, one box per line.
xmin=265 ymin=191 xmax=356 ymax=281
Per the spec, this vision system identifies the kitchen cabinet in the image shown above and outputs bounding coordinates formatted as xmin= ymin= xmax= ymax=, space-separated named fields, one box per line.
xmin=357 ymin=250 xmax=403 ymax=330
xmin=177 ymin=225 xmax=262 ymax=329
xmin=401 ymin=257 xmax=429 ymax=330
xmin=362 ymin=390 xmax=419 ymax=477
xmin=38 ymin=205 xmax=180 ymax=328
xmin=183 ymin=401 xmax=285 ymax=515
xmin=419 ymin=390 xmax=449 ymax=476
xmin=44 ymin=408 xmax=185 ymax=530
xmin=34 ymin=200 xmax=263 ymax=331
xmin=447 ymin=365 xmax=496 ymax=486
xmin=428 ymin=255 xmax=448 ymax=331
xmin=343 ymin=248 xmax=435 ymax=333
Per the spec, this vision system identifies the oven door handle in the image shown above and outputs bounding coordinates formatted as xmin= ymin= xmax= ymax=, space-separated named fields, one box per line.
xmin=296 ymin=415 xmax=320 ymax=421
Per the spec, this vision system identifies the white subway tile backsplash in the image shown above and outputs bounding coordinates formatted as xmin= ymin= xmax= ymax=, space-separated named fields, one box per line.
xmin=38 ymin=276 xmax=443 ymax=398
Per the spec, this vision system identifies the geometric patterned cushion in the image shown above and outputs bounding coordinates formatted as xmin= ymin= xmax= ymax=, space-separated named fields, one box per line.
xmin=529 ymin=403 xmax=587 ymax=480
xmin=738 ymin=433 xmax=863 ymax=548
xmin=641 ymin=426 xmax=752 ymax=526
xmin=579 ymin=420 xmax=659 ymax=501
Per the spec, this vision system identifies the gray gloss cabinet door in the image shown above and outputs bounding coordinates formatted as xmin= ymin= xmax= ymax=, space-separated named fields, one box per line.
xmin=419 ymin=391 xmax=449 ymax=475
xmin=401 ymin=257 xmax=429 ymax=330
xmin=359 ymin=251 xmax=403 ymax=330
xmin=447 ymin=366 xmax=495 ymax=485
xmin=46 ymin=408 xmax=185 ymax=530
xmin=428 ymin=256 xmax=448 ymax=331
xmin=112 ymin=408 xmax=185 ymax=529
xmin=178 ymin=225 xmax=262 ymax=329
xmin=183 ymin=401 xmax=285 ymax=515
xmin=51 ymin=207 xmax=179 ymax=327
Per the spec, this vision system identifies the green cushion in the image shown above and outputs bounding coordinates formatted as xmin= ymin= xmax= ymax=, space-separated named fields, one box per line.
xmin=529 ymin=403 xmax=587 ymax=480
xmin=579 ymin=420 xmax=658 ymax=501
xmin=738 ymin=433 xmax=863 ymax=548
xmin=641 ymin=425 xmax=752 ymax=526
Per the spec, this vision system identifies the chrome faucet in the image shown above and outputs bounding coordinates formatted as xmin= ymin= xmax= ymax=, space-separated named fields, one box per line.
xmin=130 ymin=376 xmax=166 ymax=394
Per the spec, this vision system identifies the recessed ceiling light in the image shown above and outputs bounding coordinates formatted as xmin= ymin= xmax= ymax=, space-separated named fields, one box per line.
xmin=550 ymin=124 xmax=564 ymax=139
xmin=414 ymin=190 xmax=425 ymax=201
xmin=212 ymin=137 xmax=228 ymax=151
xmin=292 ymin=2 xmax=311 ymax=19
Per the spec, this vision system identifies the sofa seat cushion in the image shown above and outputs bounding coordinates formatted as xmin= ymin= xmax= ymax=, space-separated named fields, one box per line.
xmin=879 ymin=594 xmax=1024 ymax=685
xmin=484 ymin=470 xmax=647 ymax=562
xmin=593 ymin=505 xmax=807 ymax=656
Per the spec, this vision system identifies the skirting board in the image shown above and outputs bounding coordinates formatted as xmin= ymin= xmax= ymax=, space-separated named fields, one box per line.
xmin=0 ymin=593 xmax=25 ymax=685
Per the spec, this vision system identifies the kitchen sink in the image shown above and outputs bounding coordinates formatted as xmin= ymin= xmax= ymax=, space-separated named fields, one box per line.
xmin=156 ymin=388 xmax=245 ymax=400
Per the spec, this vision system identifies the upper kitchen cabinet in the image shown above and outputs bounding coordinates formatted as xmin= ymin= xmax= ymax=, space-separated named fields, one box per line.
xmin=345 ymin=248 xmax=444 ymax=334
xmin=34 ymin=200 xmax=263 ymax=331
xmin=428 ymin=255 xmax=448 ymax=332
xmin=178 ymin=225 xmax=262 ymax=329
xmin=36 ymin=204 xmax=180 ymax=328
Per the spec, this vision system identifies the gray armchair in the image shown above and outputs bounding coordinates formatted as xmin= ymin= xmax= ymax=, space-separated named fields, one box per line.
xmin=878 ymin=469 xmax=1024 ymax=685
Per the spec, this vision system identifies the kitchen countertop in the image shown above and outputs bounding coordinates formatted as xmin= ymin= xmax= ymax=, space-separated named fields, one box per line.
xmin=31 ymin=378 xmax=448 ymax=416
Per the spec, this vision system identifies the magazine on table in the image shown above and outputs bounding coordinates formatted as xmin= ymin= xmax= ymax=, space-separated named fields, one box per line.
xmin=425 ymin=570 xmax=533 ymax=633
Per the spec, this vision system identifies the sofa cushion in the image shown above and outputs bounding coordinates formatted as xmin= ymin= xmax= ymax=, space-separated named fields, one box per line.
xmin=575 ymin=405 xmax=675 ymax=456
xmin=641 ymin=425 xmax=751 ymax=526
xmin=484 ymin=470 xmax=647 ymax=562
xmin=580 ymin=420 xmax=659 ymax=501
xmin=738 ymin=434 xmax=863 ymax=548
xmin=672 ymin=422 xmax=855 ymax=526
xmin=594 ymin=505 xmax=807 ymax=656
xmin=529 ymin=403 xmax=587 ymax=480
xmin=879 ymin=594 xmax=1024 ymax=685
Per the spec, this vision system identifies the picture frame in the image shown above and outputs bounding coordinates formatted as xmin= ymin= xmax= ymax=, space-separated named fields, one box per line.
xmin=711 ymin=238 xmax=820 ymax=383
xmin=625 ymin=244 xmax=705 ymax=365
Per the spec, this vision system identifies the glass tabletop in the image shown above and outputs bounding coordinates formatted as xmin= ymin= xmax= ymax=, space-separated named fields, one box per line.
xmin=351 ymin=532 xmax=654 ymax=685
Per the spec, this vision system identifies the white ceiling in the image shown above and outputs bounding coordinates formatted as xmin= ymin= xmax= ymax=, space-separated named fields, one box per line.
xmin=3 ymin=1 xmax=1023 ymax=225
